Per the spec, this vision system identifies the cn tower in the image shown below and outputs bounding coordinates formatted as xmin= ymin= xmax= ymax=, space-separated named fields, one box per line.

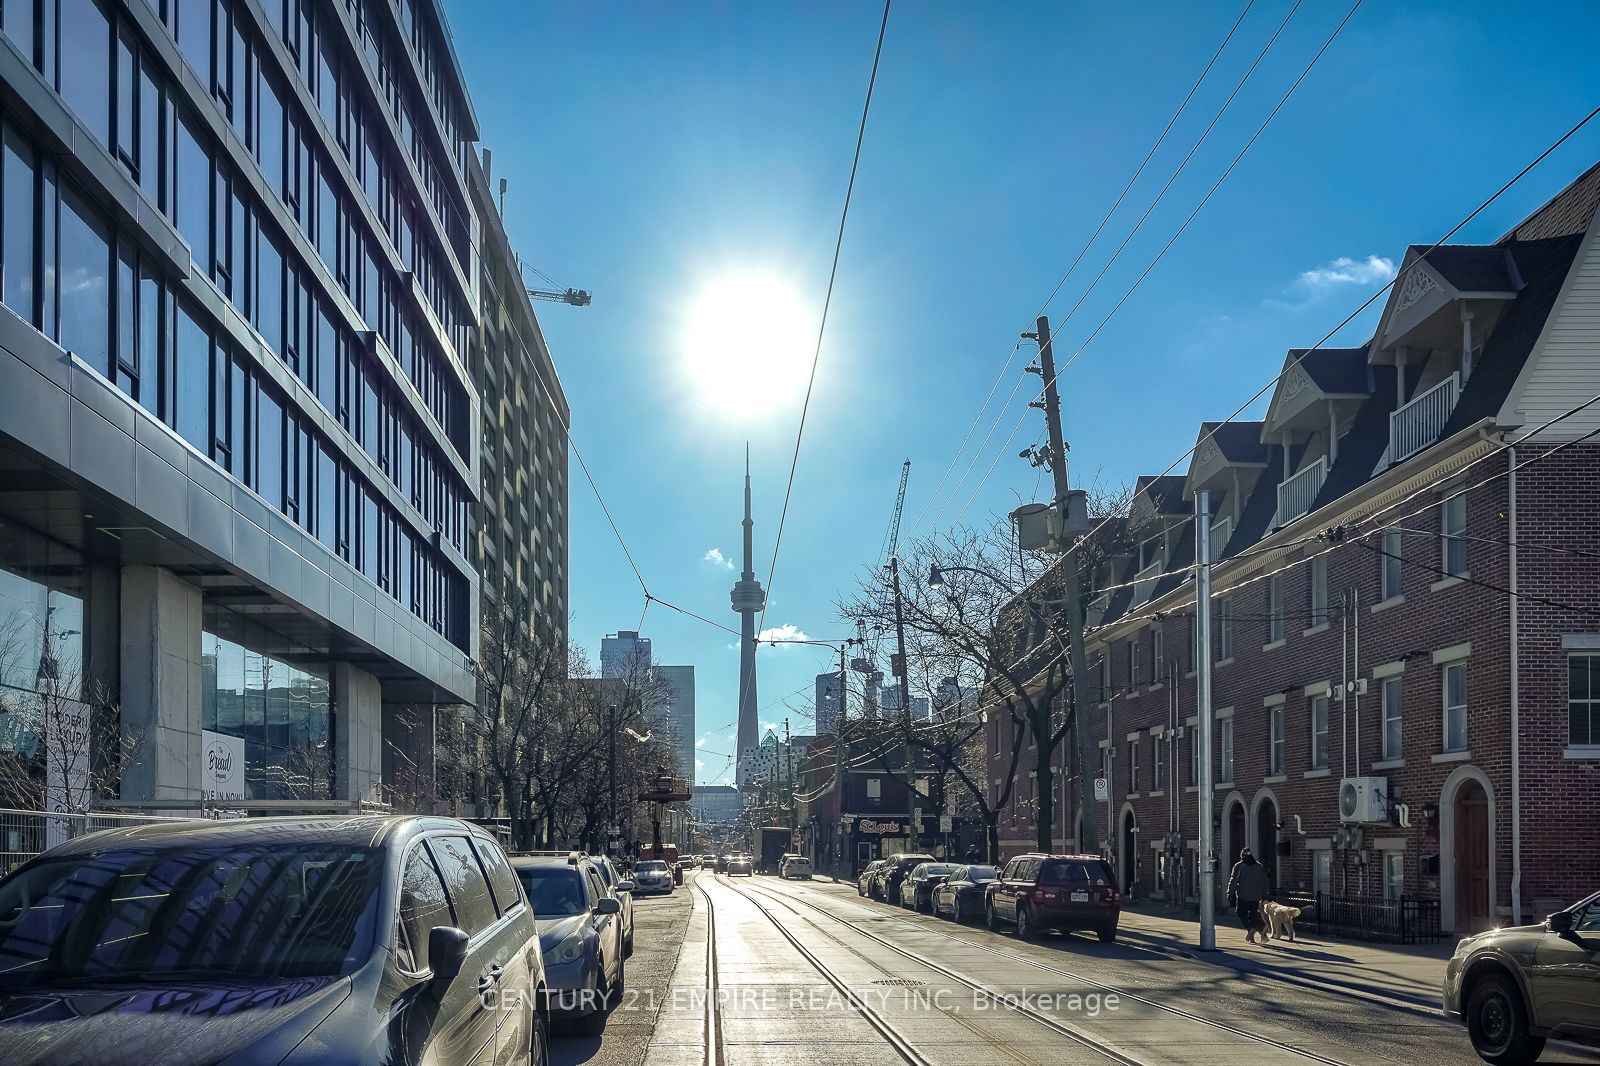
xmin=730 ymin=444 xmax=765 ymax=788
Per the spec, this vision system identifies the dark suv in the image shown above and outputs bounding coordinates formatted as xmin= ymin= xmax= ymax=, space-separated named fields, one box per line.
xmin=0 ymin=816 xmax=549 ymax=1066
xmin=986 ymin=853 xmax=1121 ymax=942
xmin=876 ymin=853 xmax=935 ymax=906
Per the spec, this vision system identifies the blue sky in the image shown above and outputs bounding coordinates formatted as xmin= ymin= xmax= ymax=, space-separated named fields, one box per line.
xmin=442 ymin=0 xmax=1600 ymax=784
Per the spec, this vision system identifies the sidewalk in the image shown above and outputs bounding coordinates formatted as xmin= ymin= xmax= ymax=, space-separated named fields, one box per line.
xmin=1117 ymin=900 xmax=1454 ymax=1013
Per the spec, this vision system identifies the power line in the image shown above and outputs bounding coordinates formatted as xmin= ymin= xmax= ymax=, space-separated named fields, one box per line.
xmin=1382 ymin=525 xmax=1600 ymax=562
xmin=1350 ymin=539 xmax=1600 ymax=619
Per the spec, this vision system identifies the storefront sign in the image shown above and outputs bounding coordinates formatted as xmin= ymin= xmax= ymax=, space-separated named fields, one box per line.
xmin=202 ymin=729 xmax=247 ymax=803
xmin=856 ymin=819 xmax=903 ymax=835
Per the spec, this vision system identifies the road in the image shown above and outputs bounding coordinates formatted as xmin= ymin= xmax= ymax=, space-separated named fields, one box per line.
xmin=564 ymin=869 xmax=1600 ymax=1066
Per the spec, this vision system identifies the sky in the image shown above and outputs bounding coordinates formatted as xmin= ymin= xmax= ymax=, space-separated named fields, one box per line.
xmin=441 ymin=0 xmax=1600 ymax=784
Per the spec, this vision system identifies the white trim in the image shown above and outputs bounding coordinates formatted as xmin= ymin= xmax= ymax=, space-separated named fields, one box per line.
xmin=1564 ymin=746 xmax=1600 ymax=760
xmin=1263 ymin=692 xmax=1286 ymax=707
xmin=1302 ymin=622 xmax=1330 ymax=637
xmin=1098 ymin=738 xmax=1112 ymax=749
xmin=1262 ymin=774 xmax=1287 ymax=784
xmin=1371 ymin=758 xmax=1406 ymax=771
xmin=1372 ymin=660 xmax=1407 ymax=680
xmin=1560 ymin=634 xmax=1600 ymax=650
xmin=1263 ymin=639 xmax=1286 ymax=652
xmin=1370 ymin=595 xmax=1405 ymax=614
xmin=1439 ymin=764 xmax=1496 ymax=934
xmin=1433 ymin=750 xmax=1472 ymax=764
xmin=1220 ymin=791 xmax=1248 ymax=866
xmin=1373 ymin=837 xmax=1407 ymax=851
xmin=1430 ymin=575 xmax=1469 ymax=593
xmin=1147 ymin=725 xmax=1165 ymax=737
xmin=1433 ymin=642 xmax=1472 ymax=664
xmin=1303 ymin=768 xmax=1331 ymax=779
xmin=1303 ymin=681 xmax=1331 ymax=697
xmin=1305 ymin=837 xmax=1332 ymax=851
xmin=1215 ymin=657 xmax=1235 ymax=668
xmin=1126 ymin=731 xmax=1143 ymax=742
xmin=1249 ymin=787 xmax=1283 ymax=872
xmin=1214 ymin=705 xmax=1235 ymax=719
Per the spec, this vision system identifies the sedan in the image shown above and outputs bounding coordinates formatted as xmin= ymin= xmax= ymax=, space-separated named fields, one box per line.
xmin=726 ymin=856 xmax=754 ymax=877
xmin=514 ymin=856 xmax=625 ymax=1036
xmin=780 ymin=856 xmax=813 ymax=880
xmin=632 ymin=860 xmax=675 ymax=895
xmin=1443 ymin=889 xmax=1600 ymax=1063
xmin=858 ymin=860 xmax=887 ymax=898
xmin=0 ymin=815 xmax=550 ymax=1066
xmin=933 ymin=864 xmax=1001 ymax=922
xmin=899 ymin=863 xmax=960 ymax=912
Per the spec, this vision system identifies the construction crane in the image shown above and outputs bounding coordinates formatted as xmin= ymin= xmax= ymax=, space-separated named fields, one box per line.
xmin=526 ymin=287 xmax=592 ymax=307
xmin=885 ymin=459 xmax=911 ymax=564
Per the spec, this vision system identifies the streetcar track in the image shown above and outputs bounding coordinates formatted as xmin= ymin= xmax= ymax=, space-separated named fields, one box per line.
xmin=725 ymin=876 xmax=1147 ymax=1066
xmin=753 ymin=876 xmax=1361 ymax=1066
xmin=689 ymin=875 xmax=725 ymax=1066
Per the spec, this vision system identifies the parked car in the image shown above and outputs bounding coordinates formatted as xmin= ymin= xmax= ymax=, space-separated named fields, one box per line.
xmin=587 ymin=853 xmax=636 ymax=955
xmin=899 ymin=862 xmax=959 ymax=912
xmin=986 ymin=853 xmax=1121 ymax=942
xmin=878 ymin=853 xmax=936 ymax=906
xmin=726 ymin=855 xmax=754 ymax=876
xmin=858 ymin=859 xmax=888 ymax=898
xmin=933 ymin=864 xmax=1001 ymax=922
xmin=512 ymin=855 xmax=625 ymax=1036
xmin=1443 ymin=889 xmax=1600 ymax=1064
xmin=0 ymin=816 xmax=550 ymax=1066
xmin=631 ymin=859 xmax=675 ymax=895
xmin=780 ymin=855 xmax=813 ymax=880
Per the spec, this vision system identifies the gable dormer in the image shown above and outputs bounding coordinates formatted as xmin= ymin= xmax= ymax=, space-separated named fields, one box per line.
xmin=1129 ymin=475 xmax=1189 ymax=601
xmin=1261 ymin=347 xmax=1372 ymax=527
xmin=1184 ymin=420 xmax=1268 ymax=557
xmin=1373 ymin=245 xmax=1522 ymax=464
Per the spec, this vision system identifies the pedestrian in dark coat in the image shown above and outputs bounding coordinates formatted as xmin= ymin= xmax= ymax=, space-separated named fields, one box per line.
xmin=965 ymin=843 xmax=982 ymax=865
xmin=1226 ymin=848 xmax=1271 ymax=943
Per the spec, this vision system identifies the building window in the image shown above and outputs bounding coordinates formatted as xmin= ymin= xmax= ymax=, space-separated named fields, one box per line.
xmin=59 ymin=0 xmax=112 ymax=147
xmin=1311 ymin=695 xmax=1329 ymax=770
xmin=1151 ymin=627 xmax=1164 ymax=683
xmin=1383 ymin=851 xmax=1404 ymax=902
xmin=57 ymin=182 xmax=112 ymax=374
xmin=865 ymin=776 xmax=881 ymax=800
xmin=1154 ymin=735 xmax=1168 ymax=791
xmin=1189 ymin=730 xmax=1199 ymax=786
xmin=2 ymin=128 xmax=39 ymax=325
xmin=1309 ymin=554 xmax=1329 ymax=627
xmin=1139 ymin=536 xmax=1161 ymax=570
xmin=1268 ymin=707 xmax=1284 ymax=776
xmin=1099 ymin=656 xmax=1110 ymax=701
xmin=1382 ymin=677 xmax=1403 ymax=761
xmin=1218 ymin=718 xmax=1233 ymax=783
xmin=1127 ymin=739 xmax=1139 ymax=794
xmin=174 ymin=298 xmax=211 ymax=452
xmin=1571 ymin=653 xmax=1600 ymax=748
xmin=1267 ymin=573 xmax=1285 ymax=644
xmin=1380 ymin=528 xmax=1403 ymax=601
xmin=1214 ymin=599 xmax=1233 ymax=662
xmin=1442 ymin=662 xmax=1469 ymax=753
xmin=1441 ymin=495 xmax=1468 ymax=578
xmin=1127 ymin=637 xmax=1138 ymax=690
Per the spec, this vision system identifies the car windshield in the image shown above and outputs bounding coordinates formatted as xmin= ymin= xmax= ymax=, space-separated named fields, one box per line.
xmin=517 ymin=867 xmax=588 ymax=918
xmin=0 ymin=843 xmax=383 ymax=987
xmin=1039 ymin=860 xmax=1115 ymax=886
xmin=968 ymin=866 xmax=1000 ymax=881
xmin=637 ymin=861 xmax=668 ymax=872
xmin=590 ymin=860 xmax=615 ymax=886
xmin=920 ymin=864 xmax=958 ymax=877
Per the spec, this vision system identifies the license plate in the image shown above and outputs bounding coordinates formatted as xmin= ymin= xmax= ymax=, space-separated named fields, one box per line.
xmin=1071 ymin=891 xmax=1089 ymax=902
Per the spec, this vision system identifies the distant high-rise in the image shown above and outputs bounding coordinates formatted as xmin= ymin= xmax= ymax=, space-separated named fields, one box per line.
xmin=601 ymin=631 xmax=652 ymax=679
xmin=655 ymin=665 xmax=696 ymax=784
xmin=730 ymin=447 xmax=766 ymax=786
xmin=815 ymin=671 xmax=844 ymax=735
xmin=881 ymin=686 xmax=932 ymax=723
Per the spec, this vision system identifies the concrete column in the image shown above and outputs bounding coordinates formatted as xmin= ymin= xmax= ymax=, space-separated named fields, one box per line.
xmin=119 ymin=566 xmax=204 ymax=807
xmin=334 ymin=663 xmax=384 ymax=804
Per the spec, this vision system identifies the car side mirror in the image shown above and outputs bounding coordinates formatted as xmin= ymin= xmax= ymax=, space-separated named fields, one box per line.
xmin=1547 ymin=910 xmax=1575 ymax=935
xmin=594 ymin=897 xmax=622 ymax=916
xmin=428 ymin=926 xmax=470 ymax=986
xmin=617 ymin=880 xmax=636 ymax=893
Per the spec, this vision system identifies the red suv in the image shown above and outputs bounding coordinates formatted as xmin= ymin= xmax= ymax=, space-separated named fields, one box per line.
xmin=985 ymin=853 xmax=1121 ymax=942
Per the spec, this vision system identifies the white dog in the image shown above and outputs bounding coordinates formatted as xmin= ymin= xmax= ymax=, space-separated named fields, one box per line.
xmin=1260 ymin=900 xmax=1308 ymax=942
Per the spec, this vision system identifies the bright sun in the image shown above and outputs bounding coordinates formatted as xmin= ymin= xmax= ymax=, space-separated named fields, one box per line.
xmin=682 ymin=275 xmax=816 ymax=415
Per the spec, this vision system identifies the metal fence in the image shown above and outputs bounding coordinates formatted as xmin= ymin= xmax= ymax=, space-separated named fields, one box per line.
xmin=0 ymin=808 xmax=192 ymax=875
xmin=1285 ymin=892 xmax=1443 ymax=944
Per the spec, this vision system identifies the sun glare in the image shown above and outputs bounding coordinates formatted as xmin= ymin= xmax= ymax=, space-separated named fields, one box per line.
xmin=682 ymin=275 xmax=816 ymax=415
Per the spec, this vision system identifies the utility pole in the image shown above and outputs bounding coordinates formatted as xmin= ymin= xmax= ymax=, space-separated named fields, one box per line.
xmin=1195 ymin=490 xmax=1217 ymax=951
xmin=784 ymin=716 xmax=794 ymax=830
xmin=889 ymin=555 xmax=916 ymax=844
xmin=607 ymin=703 xmax=618 ymax=857
xmin=1026 ymin=315 xmax=1099 ymax=854
xmin=832 ymin=642 xmax=850 ymax=880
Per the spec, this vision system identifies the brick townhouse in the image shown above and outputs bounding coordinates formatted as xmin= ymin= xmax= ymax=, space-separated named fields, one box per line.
xmin=988 ymin=159 xmax=1600 ymax=934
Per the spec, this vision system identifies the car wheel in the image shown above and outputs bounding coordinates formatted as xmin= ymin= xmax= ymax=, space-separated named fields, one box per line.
xmin=1466 ymin=973 xmax=1545 ymax=1065
xmin=1016 ymin=904 xmax=1035 ymax=940
xmin=573 ymin=976 xmax=611 ymax=1037
xmin=624 ymin=929 xmax=634 ymax=958
xmin=528 ymin=990 xmax=551 ymax=1065
xmin=986 ymin=903 xmax=1002 ymax=932
xmin=1097 ymin=925 xmax=1117 ymax=944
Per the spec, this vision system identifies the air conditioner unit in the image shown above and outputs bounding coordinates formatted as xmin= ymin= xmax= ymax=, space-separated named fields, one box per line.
xmin=1338 ymin=776 xmax=1389 ymax=823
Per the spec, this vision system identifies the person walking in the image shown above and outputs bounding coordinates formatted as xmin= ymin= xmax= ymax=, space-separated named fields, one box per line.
xmin=1226 ymin=847 xmax=1270 ymax=944
xmin=965 ymin=842 xmax=983 ymax=865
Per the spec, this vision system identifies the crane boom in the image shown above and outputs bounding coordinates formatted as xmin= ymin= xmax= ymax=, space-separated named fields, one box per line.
xmin=887 ymin=459 xmax=911 ymax=562
xmin=526 ymin=287 xmax=592 ymax=306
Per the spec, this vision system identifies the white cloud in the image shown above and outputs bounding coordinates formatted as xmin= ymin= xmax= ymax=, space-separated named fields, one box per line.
xmin=695 ymin=757 xmax=705 ymax=770
xmin=703 ymin=548 xmax=734 ymax=570
xmin=761 ymin=720 xmax=779 ymax=733
xmin=1297 ymin=254 xmax=1396 ymax=290
xmin=696 ymin=736 xmax=708 ymax=749
xmin=757 ymin=624 xmax=811 ymax=646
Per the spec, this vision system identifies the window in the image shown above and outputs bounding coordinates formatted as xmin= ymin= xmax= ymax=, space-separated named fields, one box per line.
xmin=1214 ymin=599 xmax=1233 ymax=662
xmin=1127 ymin=739 xmax=1139 ymax=794
xmin=397 ymin=846 xmax=452 ymax=971
xmin=1442 ymin=495 xmax=1468 ymax=578
xmin=1570 ymin=653 xmax=1600 ymax=748
xmin=174 ymin=299 xmax=211 ymax=452
xmin=472 ymin=838 xmax=523 ymax=917
xmin=1127 ymin=638 xmax=1138 ymax=690
xmin=1099 ymin=656 xmax=1110 ymax=701
xmin=257 ymin=386 xmax=284 ymax=508
xmin=1308 ymin=554 xmax=1329 ymax=627
xmin=1311 ymin=695 xmax=1329 ymax=770
xmin=1443 ymin=662 xmax=1468 ymax=753
xmin=175 ymin=110 xmax=210 ymax=273
xmin=57 ymin=183 xmax=112 ymax=373
xmin=114 ymin=31 xmax=136 ymax=173
xmin=1380 ymin=528 xmax=1403 ymax=600
xmin=1268 ymin=574 xmax=1285 ymax=644
xmin=1154 ymin=735 xmax=1168 ymax=790
xmin=1382 ymin=677 xmax=1403 ymax=761
xmin=428 ymin=836 xmax=498 ymax=936
xmin=1138 ymin=536 xmax=1161 ymax=570
xmin=1219 ymin=718 xmax=1233 ymax=782
xmin=1383 ymin=852 xmax=1404 ymax=902
xmin=1151 ymin=628 xmax=1164 ymax=683
xmin=175 ymin=0 xmax=212 ymax=81
xmin=865 ymin=777 xmax=881 ymax=800
xmin=1189 ymin=730 xmax=1199 ymax=786
xmin=256 ymin=229 xmax=283 ymax=357
xmin=60 ymin=0 xmax=112 ymax=147
xmin=1269 ymin=707 xmax=1284 ymax=775
xmin=2 ymin=0 xmax=35 ymax=63
xmin=3 ymin=129 xmax=38 ymax=323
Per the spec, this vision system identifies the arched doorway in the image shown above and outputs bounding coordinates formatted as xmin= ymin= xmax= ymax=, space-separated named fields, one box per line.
xmin=1226 ymin=800 xmax=1247 ymax=868
xmin=1120 ymin=808 xmax=1137 ymax=894
xmin=1255 ymin=796 xmax=1279 ymax=893
xmin=1453 ymin=779 xmax=1492 ymax=932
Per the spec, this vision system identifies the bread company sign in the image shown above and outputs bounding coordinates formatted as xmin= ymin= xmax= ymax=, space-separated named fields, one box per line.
xmin=850 ymin=818 xmax=905 ymax=836
xmin=201 ymin=729 xmax=246 ymax=803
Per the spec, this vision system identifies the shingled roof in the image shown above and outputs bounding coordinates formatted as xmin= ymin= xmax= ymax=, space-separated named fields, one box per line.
xmin=1414 ymin=244 xmax=1521 ymax=294
xmin=1288 ymin=346 xmax=1373 ymax=396
xmin=1200 ymin=420 xmax=1269 ymax=464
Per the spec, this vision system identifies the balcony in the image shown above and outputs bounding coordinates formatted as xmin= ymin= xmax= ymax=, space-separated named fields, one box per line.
xmin=1134 ymin=561 xmax=1162 ymax=603
xmin=1390 ymin=372 xmax=1461 ymax=464
xmin=1275 ymin=456 xmax=1327 ymax=527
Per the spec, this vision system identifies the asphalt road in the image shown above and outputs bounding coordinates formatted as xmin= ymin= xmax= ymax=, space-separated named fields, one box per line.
xmin=582 ymin=870 xmax=1600 ymax=1066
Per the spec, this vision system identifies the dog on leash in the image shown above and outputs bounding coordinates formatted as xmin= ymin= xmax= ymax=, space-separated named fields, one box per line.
xmin=1260 ymin=900 xmax=1311 ymax=942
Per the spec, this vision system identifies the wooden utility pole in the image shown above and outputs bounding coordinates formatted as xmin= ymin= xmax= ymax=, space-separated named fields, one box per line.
xmin=1027 ymin=315 xmax=1099 ymax=854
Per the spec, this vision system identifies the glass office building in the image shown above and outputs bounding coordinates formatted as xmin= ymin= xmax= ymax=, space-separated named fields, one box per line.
xmin=0 ymin=0 xmax=554 ymax=808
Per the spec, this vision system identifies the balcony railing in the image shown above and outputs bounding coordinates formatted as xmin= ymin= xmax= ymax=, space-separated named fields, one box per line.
xmin=1390 ymin=371 xmax=1461 ymax=464
xmin=1275 ymin=456 xmax=1327 ymax=527
xmin=1133 ymin=561 xmax=1162 ymax=603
